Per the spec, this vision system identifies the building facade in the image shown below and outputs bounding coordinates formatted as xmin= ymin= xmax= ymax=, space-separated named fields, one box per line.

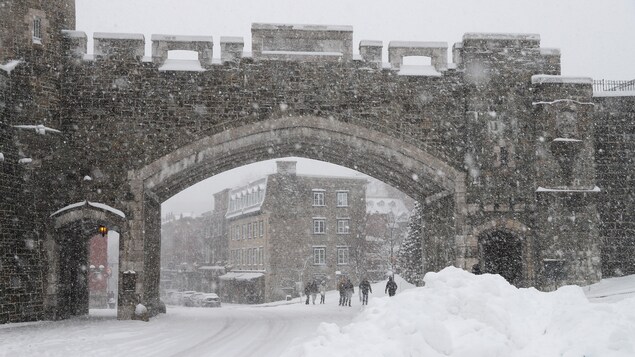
xmin=221 ymin=161 xmax=367 ymax=303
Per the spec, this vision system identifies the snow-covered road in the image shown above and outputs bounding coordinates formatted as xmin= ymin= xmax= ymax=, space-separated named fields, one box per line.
xmin=0 ymin=295 xmax=360 ymax=357
xmin=3 ymin=272 xmax=635 ymax=357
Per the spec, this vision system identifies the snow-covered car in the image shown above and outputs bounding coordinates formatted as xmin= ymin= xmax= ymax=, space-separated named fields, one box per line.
xmin=184 ymin=292 xmax=205 ymax=307
xmin=180 ymin=291 xmax=197 ymax=305
xmin=200 ymin=293 xmax=221 ymax=308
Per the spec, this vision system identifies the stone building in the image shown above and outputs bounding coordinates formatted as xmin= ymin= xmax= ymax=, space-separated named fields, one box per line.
xmin=220 ymin=161 xmax=367 ymax=303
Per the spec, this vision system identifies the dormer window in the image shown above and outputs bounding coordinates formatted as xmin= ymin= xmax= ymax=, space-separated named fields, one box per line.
xmin=32 ymin=16 xmax=42 ymax=44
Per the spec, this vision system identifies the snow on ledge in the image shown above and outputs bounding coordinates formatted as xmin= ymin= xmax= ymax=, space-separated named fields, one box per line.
xmin=553 ymin=138 xmax=582 ymax=142
xmin=94 ymin=32 xmax=144 ymax=41
xmin=463 ymin=33 xmax=540 ymax=41
xmin=388 ymin=41 xmax=447 ymax=49
xmin=532 ymin=99 xmax=595 ymax=106
xmin=0 ymin=59 xmax=24 ymax=75
xmin=151 ymin=34 xmax=213 ymax=43
xmin=531 ymin=75 xmax=593 ymax=85
xmin=252 ymin=23 xmax=353 ymax=32
xmin=536 ymin=186 xmax=600 ymax=193
xmin=261 ymin=50 xmax=343 ymax=56
xmin=594 ymin=90 xmax=635 ymax=98
xmin=50 ymin=200 xmax=126 ymax=218
xmin=397 ymin=65 xmax=442 ymax=77
xmin=158 ymin=59 xmax=205 ymax=72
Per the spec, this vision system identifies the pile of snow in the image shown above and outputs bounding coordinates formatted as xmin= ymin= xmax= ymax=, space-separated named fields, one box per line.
xmin=285 ymin=267 xmax=635 ymax=357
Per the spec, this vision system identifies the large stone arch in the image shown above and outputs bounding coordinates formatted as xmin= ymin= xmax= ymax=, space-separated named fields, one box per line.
xmin=123 ymin=116 xmax=467 ymax=317
xmin=46 ymin=202 xmax=128 ymax=319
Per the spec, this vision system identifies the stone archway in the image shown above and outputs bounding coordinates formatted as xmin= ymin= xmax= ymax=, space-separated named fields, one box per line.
xmin=47 ymin=202 xmax=128 ymax=319
xmin=478 ymin=230 xmax=523 ymax=285
xmin=123 ymin=116 xmax=467 ymax=317
xmin=472 ymin=219 xmax=532 ymax=287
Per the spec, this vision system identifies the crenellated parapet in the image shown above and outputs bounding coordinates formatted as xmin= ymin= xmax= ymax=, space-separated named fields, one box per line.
xmin=151 ymin=34 xmax=214 ymax=68
xmin=251 ymin=23 xmax=353 ymax=62
xmin=388 ymin=41 xmax=448 ymax=72
xmin=94 ymin=32 xmax=145 ymax=61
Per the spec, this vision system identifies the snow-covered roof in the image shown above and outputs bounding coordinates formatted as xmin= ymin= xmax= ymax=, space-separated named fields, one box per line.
xmin=261 ymin=50 xmax=342 ymax=57
xmin=594 ymin=90 xmax=635 ymax=98
xmin=219 ymin=271 xmax=264 ymax=281
xmin=50 ymin=200 xmax=126 ymax=218
xmin=366 ymin=197 xmax=411 ymax=219
xmin=61 ymin=30 xmax=87 ymax=39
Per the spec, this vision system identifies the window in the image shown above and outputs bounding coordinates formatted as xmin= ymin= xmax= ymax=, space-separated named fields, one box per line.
xmin=32 ymin=16 xmax=42 ymax=44
xmin=337 ymin=191 xmax=348 ymax=207
xmin=259 ymin=221 xmax=264 ymax=237
xmin=259 ymin=246 xmax=264 ymax=266
xmin=500 ymin=146 xmax=509 ymax=166
xmin=242 ymin=224 xmax=247 ymax=239
xmin=234 ymin=226 xmax=240 ymax=240
xmin=252 ymin=249 xmax=257 ymax=267
xmin=337 ymin=219 xmax=350 ymax=234
xmin=313 ymin=247 xmax=326 ymax=265
xmin=313 ymin=191 xmax=325 ymax=206
xmin=248 ymin=223 xmax=252 ymax=239
xmin=337 ymin=247 xmax=349 ymax=265
xmin=313 ymin=219 xmax=326 ymax=234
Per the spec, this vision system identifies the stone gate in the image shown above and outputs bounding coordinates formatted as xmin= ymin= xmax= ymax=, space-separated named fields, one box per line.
xmin=1 ymin=1 xmax=634 ymax=323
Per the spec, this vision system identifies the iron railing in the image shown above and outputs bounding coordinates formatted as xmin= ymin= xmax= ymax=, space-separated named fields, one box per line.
xmin=593 ymin=79 xmax=635 ymax=92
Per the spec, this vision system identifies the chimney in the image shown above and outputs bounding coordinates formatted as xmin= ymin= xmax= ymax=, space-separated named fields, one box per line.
xmin=276 ymin=161 xmax=297 ymax=175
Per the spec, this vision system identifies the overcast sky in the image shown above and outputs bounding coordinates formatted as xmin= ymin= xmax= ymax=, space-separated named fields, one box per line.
xmin=75 ymin=0 xmax=635 ymax=215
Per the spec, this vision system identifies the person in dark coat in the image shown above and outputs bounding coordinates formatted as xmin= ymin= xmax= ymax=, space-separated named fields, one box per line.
xmin=337 ymin=277 xmax=347 ymax=306
xmin=344 ymin=278 xmax=354 ymax=307
xmin=304 ymin=283 xmax=311 ymax=305
xmin=385 ymin=276 xmax=398 ymax=297
xmin=359 ymin=278 xmax=372 ymax=305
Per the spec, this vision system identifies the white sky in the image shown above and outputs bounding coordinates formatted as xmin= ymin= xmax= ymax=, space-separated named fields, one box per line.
xmin=75 ymin=0 xmax=635 ymax=215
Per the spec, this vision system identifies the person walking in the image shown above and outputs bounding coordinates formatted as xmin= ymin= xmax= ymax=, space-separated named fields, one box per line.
xmin=337 ymin=277 xmax=346 ymax=306
xmin=385 ymin=276 xmax=398 ymax=297
xmin=319 ymin=281 xmax=326 ymax=304
xmin=304 ymin=283 xmax=311 ymax=305
xmin=359 ymin=278 xmax=372 ymax=305
xmin=310 ymin=281 xmax=318 ymax=305
xmin=344 ymin=278 xmax=354 ymax=307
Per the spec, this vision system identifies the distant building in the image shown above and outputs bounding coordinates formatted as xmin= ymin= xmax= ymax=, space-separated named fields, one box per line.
xmin=220 ymin=161 xmax=368 ymax=303
xmin=364 ymin=178 xmax=414 ymax=279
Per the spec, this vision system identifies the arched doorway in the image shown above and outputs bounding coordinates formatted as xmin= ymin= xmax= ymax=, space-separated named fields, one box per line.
xmin=48 ymin=202 xmax=127 ymax=319
xmin=478 ymin=230 xmax=523 ymax=285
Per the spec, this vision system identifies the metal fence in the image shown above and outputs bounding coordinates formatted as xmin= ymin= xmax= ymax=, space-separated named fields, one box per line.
xmin=593 ymin=79 xmax=635 ymax=92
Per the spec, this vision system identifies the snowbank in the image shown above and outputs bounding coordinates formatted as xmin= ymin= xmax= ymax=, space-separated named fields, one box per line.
xmin=284 ymin=267 xmax=635 ymax=357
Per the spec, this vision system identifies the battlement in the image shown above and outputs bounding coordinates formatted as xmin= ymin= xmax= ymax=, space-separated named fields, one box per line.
xmin=151 ymin=34 xmax=214 ymax=68
xmin=60 ymin=26 xmax=561 ymax=77
xmin=251 ymin=23 xmax=353 ymax=61
xmin=388 ymin=41 xmax=448 ymax=72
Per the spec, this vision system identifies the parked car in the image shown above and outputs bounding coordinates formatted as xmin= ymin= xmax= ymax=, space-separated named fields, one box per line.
xmin=184 ymin=292 xmax=205 ymax=307
xmin=178 ymin=291 xmax=196 ymax=306
xmin=201 ymin=293 xmax=222 ymax=308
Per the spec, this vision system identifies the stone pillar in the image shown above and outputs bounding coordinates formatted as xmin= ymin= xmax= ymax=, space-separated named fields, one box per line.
xmin=61 ymin=30 xmax=87 ymax=60
xmin=359 ymin=40 xmax=382 ymax=68
xmin=532 ymin=75 xmax=601 ymax=289
xmin=220 ymin=36 xmax=244 ymax=63
xmin=94 ymin=32 xmax=145 ymax=62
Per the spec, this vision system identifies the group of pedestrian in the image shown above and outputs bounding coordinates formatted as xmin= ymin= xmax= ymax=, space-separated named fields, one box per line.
xmin=305 ymin=280 xmax=326 ymax=304
xmin=337 ymin=277 xmax=355 ymax=306
xmin=305 ymin=276 xmax=398 ymax=307
xmin=304 ymin=277 xmax=397 ymax=306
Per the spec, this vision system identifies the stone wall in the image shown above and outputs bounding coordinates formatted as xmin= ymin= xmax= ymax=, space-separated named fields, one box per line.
xmin=594 ymin=95 xmax=635 ymax=276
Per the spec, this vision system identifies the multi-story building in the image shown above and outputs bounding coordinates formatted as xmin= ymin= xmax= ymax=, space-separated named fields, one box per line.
xmin=221 ymin=161 xmax=367 ymax=303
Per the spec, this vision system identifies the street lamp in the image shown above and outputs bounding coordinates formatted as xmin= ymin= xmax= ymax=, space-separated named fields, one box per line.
xmin=98 ymin=225 xmax=108 ymax=237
